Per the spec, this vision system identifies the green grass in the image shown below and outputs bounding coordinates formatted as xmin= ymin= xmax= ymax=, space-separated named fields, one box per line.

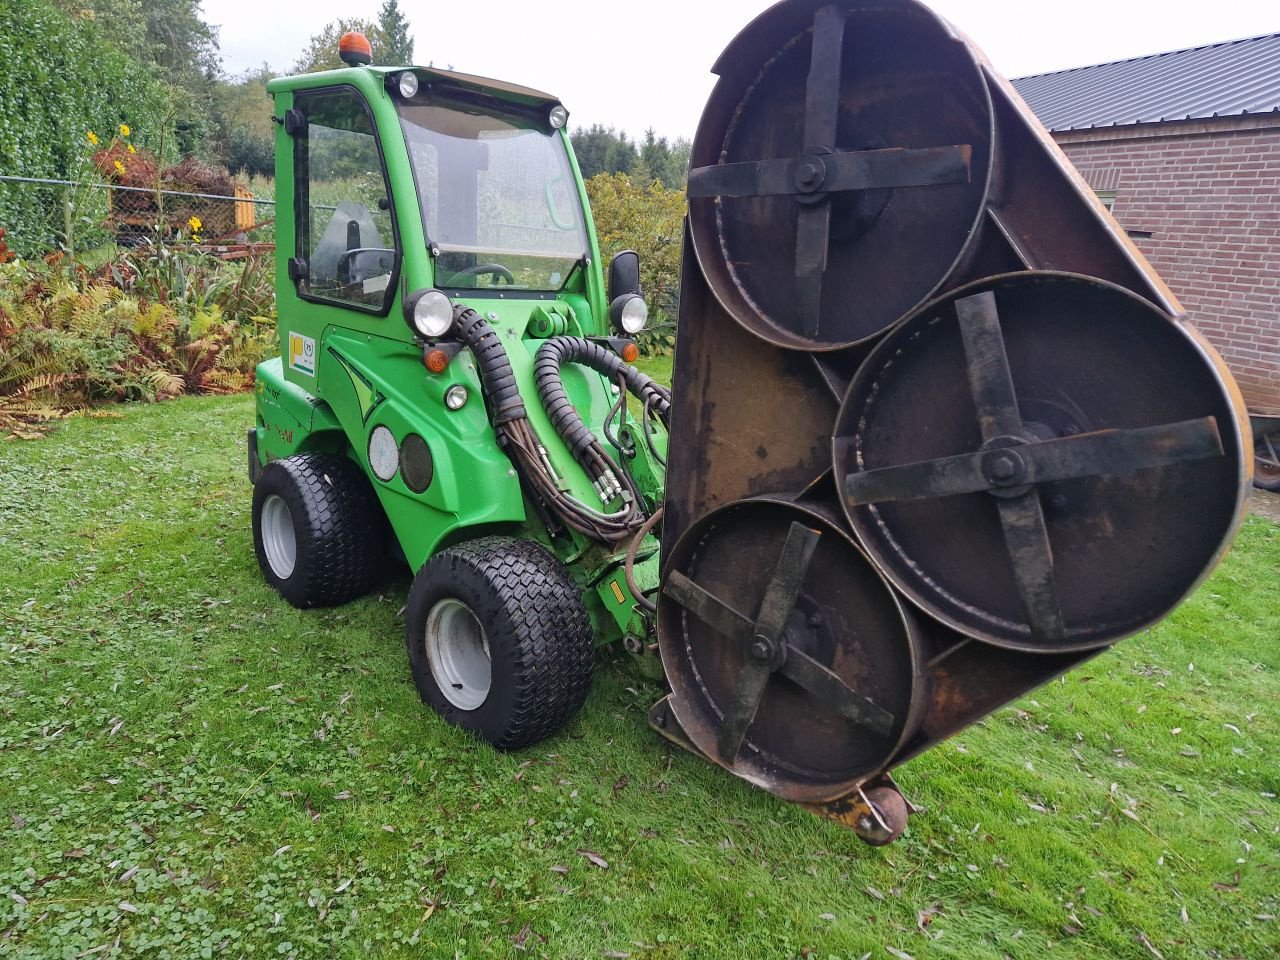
xmin=1 ymin=395 xmax=1277 ymax=960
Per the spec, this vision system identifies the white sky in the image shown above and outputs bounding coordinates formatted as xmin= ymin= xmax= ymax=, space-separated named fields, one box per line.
xmin=203 ymin=0 xmax=1279 ymax=139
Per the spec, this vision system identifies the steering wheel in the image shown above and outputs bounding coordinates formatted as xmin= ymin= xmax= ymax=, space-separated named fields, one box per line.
xmin=443 ymin=263 xmax=515 ymax=286
xmin=337 ymin=247 xmax=396 ymax=284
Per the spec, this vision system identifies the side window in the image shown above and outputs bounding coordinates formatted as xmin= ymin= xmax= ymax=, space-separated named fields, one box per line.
xmin=295 ymin=88 xmax=398 ymax=312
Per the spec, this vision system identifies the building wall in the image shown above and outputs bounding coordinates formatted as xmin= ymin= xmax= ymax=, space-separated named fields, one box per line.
xmin=1055 ymin=116 xmax=1280 ymax=414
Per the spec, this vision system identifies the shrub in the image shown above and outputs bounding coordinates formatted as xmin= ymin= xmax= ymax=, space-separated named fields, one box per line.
xmin=0 ymin=248 xmax=277 ymax=436
xmin=0 ymin=2 xmax=175 ymax=257
xmin=585 ymin=173 xmax=686 ymax=356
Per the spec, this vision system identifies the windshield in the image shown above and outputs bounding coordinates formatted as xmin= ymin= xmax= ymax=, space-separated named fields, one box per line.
xmin=398 ymin=101 xmax=588 ymax=291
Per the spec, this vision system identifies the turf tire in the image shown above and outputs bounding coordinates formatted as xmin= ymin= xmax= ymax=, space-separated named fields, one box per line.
xmin=405 ymin=537 xmax=595 ymax=750
xmin=252 ymin=454 xmax=385 ymax=608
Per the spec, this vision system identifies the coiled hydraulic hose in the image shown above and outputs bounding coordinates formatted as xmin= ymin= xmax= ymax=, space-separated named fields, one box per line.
xmin=452 ymin=307 xmax=665 ymax=544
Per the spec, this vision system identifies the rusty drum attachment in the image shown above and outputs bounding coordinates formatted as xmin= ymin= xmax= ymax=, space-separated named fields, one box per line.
xmin=834 ymin=272 xmax=1248 ymax=651
xmin=657 ymin=499 xmax=925 ymax=803
xmin=656 ymin=0 xmax=1252 ymax=845
xmin=687 ymin=0 xmax=992 ymax=350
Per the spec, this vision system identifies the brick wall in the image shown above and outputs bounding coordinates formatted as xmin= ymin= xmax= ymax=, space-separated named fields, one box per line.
xmin=1055 ymin=116 xmax=1280 ymax=414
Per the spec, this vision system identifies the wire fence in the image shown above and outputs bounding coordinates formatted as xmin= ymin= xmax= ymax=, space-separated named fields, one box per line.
xmin=0 ymin=173 xmax=683 ymax=333
xmin=0 ymin=174 xmax=277 ymax=262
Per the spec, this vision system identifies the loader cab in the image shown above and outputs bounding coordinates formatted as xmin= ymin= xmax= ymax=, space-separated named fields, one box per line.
xmin=268 ymin=56 xmax=605 ymax=370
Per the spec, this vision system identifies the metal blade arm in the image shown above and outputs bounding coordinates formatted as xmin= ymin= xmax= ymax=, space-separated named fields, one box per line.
xmin=779 ymin=649 xmax=895 ymax=736
xmin=687 ymin=146 xmax=972 ymax=199
xmin=844 ymin=417 xmax=1224 ymax=505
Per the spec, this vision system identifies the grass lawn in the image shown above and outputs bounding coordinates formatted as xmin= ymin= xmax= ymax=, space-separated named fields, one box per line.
xmin=1 ymin=393 xmax=1277 ymax=960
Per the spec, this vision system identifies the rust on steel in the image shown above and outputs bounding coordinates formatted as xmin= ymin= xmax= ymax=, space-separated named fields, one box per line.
xmin=654 ymin=0 xmax=1250 ymax=844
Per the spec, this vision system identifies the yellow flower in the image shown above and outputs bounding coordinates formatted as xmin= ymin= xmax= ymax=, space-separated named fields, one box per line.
xmin=119 ymin=123 xmax=131 ymax=138
xmin=114 ymin=159 xmax=126 ymax=176
xmin=188 ymin=215 xmax=202 ymax=232
xmin=86 ymin=131 xmax=99 ymax=145
xmin=127 ymin=144 xmax=136 ymax=154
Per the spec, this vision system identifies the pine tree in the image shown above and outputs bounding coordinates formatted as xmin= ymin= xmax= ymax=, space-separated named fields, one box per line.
xmin=377 ymin=0 xmax=414 ymax=65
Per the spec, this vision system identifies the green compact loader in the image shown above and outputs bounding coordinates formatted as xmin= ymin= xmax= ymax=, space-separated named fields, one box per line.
xmin=250 ymin=2 xmax=1251 ymax=845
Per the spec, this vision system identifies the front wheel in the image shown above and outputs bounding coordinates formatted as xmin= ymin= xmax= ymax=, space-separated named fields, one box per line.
xmin=405 ymin=537 xmax=595 ymax=750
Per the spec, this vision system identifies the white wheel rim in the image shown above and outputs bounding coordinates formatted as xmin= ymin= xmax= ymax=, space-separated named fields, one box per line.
xmin=261 ymin=494 xmax=297 ymax=579
xmin=425 ymin=598 xmax=491 ymax=711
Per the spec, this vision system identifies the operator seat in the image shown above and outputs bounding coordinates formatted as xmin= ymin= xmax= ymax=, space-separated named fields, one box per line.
xmin=311 ymin=201 xmax=391 ymax=287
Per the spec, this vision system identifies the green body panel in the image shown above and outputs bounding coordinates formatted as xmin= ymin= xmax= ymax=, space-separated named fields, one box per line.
xmin=254 ymin=356 xmax=345 ymax=459
xmin=256 ymin=62 xmax=664 ymax=645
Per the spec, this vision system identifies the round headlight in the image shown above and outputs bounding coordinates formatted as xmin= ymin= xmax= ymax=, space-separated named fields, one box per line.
xmin=398 ymin=72 xmax=419 ymax=99
xmin=411 ymin=290 xmax=453 ymax=338
xmin=368 ymin=425 xmax=399 ymax=481
xmin=444 ymin=384 xmax=469 ymax=411
xmin=548 ymin=105 xmax=568 ymax=129
xmin=610 ymin=293 xmax=648 ymax=335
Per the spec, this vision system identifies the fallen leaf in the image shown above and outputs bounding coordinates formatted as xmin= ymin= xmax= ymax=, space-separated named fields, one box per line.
xmin=63 ymin=849 xmax=87 ymax=859
xmin=819 ymin=913 xmax=836 ymax=921
xmin=117 ymin=901 xmax=138 ymax=914
xmin=577 ymin=849 xmax=608 ymax=869
xmin=917 ymin=904 xmax=942 ymax=932
xmin=886 ymin=947 xmax=915 ymax=960
xmin=550 ymin=865 xmax=569 ymax=874
xmin=1137 ymin=932 xmax=1165 ymax=960
xmin=1212 ymin=873 xmax=1241 ymax=892
xmin=511 ymin=922 xmax=535 ymax=948
xmin=864 ymin=885 xmax=885 ymax=901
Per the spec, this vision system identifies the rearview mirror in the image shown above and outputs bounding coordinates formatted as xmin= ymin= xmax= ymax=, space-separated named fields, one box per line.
xmin=608 ymin=250 xmax=641 ymax=302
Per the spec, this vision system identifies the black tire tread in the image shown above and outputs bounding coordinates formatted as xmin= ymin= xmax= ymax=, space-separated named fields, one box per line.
xmin=407 ymin=537 xmax=595 ymax=750
xmin=253 ymin=454 xmax=383 ymax=608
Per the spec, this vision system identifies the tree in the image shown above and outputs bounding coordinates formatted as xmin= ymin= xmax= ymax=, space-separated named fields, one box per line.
xmin=638 ymin=129 xmax=691 ymax=190
xmin=570 ymin=125 xmax=637 ymax=180
xmin=143 ymin=0 xmax=221 ymax=85
xmin=377 ymin=0 xmax=414 ymax=65
xmin=585 ymin=172 xmax=687 ymax=353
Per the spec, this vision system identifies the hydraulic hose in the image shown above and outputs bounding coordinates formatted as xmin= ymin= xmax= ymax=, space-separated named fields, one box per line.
xmin=534 ymin=337 xmax=671 ymax=455
xmin=452 ymin=307 xmax=651 ymax=544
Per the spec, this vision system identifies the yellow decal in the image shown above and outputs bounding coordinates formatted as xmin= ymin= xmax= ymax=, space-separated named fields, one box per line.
xmin=610 ymin=580 xmax=626 ymax=604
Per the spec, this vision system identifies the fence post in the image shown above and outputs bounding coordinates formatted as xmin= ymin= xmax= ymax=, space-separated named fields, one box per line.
xmin=62 ymin=186 xmax=74 ymax=264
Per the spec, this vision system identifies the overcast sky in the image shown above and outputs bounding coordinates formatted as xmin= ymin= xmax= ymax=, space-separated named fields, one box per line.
xmin=204 ymin=0 xmax=1278 ymax=139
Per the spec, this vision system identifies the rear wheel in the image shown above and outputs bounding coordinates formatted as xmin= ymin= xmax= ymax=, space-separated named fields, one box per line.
xmin=1255 ymin=423 xmax=1280 ymax=492
xmin=405 ymin=537 xmax=595 ymax=750
xmin=252 ymin=454 xmax=385 ymax=607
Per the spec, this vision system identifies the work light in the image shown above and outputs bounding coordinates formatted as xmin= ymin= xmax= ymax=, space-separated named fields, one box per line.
xmin=406 ymin=289 xmax=453 ymax=339
xmin=609 ymin=293 xmax=648 ymax=335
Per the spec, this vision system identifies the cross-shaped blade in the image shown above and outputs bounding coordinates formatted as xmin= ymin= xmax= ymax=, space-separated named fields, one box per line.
xmin=663 ymin=522 xmax=898 ymax=765
xmin=958 ymin=290 xmax=1060 ymax=639
xmin=842 ymin=290 xmax=1228 ymax=644
xmin=685 ymin=3 xmax=974 ymax=341
xmin=795 ymin=3 xmax=846 ymax=337
xmin=716 ymin=522 xmax=818 ymax=762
